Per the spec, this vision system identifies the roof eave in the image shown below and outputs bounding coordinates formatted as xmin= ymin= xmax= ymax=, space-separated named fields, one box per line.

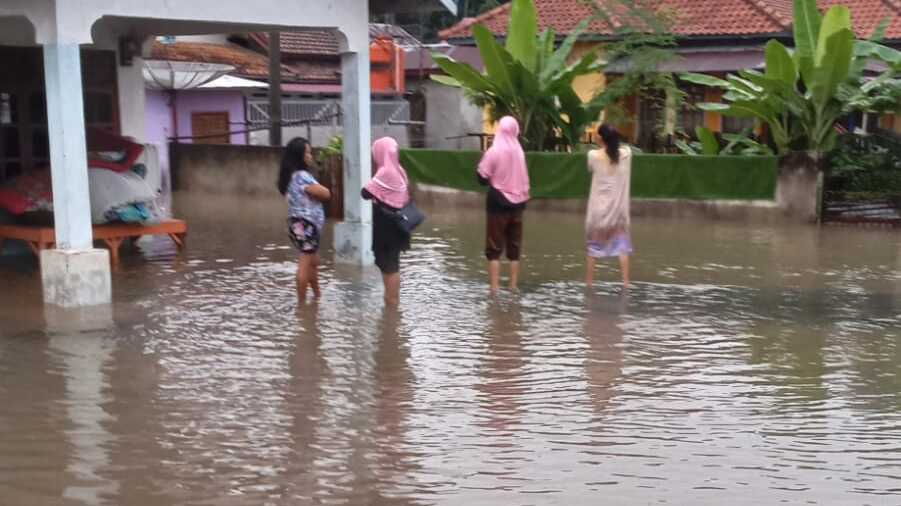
xmin=443 ymin=30 xmax=794 ymax=47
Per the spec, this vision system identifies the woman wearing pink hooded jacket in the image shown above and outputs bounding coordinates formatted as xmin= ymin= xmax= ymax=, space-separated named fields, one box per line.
xmin=477 ymin=116 xmax=531 ymax=294
xmin=362 ymin=137 xmax=412 ymax=306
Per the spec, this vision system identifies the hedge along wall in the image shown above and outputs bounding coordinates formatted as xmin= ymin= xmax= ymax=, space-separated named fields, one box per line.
xmin=399 ymin=150 xmax=778 ymax=200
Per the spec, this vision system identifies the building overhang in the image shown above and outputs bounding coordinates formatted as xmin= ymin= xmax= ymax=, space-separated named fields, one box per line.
xmin=371 ymin=0 xmax=458 ymax=16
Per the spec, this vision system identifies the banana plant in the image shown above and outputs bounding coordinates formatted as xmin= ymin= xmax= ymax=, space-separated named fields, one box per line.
xmin=430 ymin=0 xmax=608 ymax=150
xmin=676 ymin=126 xmax=773 ymax=156
xmin=681 ymin=0 xmax=901 ymax=159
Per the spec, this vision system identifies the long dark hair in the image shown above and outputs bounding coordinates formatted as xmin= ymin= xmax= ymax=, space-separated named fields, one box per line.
xmin=597 ymin=124 xmax=621 ymax=164
xmin=277 ymin=137 xmax=311 ymax=195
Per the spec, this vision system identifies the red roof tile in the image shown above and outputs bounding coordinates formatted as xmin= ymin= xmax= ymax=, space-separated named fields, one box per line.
xmin=150 ymin=41 xmax=280 ymax=79
xmin=440 ymin=1 xmax=613 ymax=40
xmin=249 ymin=25 xmax=421 ymax=57
xmin=439 ymin=0 xmax=901 ymax=40
xmin=284 ymin=60 xmax=341 ymax=82
xmin=151 ymin=41 xmax=343 ymax=84
xmin=819 ymin=0 xmax=901 ymax=39
xmin=252 ymin=32 xmax=341 ymax=57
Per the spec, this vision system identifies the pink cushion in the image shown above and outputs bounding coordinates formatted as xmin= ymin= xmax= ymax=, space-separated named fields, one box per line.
xmin=86 ymin=128 xmax=144 ymax=172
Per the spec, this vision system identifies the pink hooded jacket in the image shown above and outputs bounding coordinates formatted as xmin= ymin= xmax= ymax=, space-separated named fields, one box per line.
xmin=478 ymin=116 xmax=530 ymax=205
xmin=365 ymin=137 xmax=411 ymax=209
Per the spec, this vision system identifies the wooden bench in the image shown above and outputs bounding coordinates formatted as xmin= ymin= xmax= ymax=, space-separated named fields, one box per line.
xmin=0 ymin=219 xmax=187 ymax=266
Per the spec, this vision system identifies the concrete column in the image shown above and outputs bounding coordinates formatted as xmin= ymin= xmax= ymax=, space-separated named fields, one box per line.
xmin=268 ymin=32 xmax=283 ymax=147
xmin=42 ymin=42 xmax=111 ymax=307
xmin=117 ymin=56 xmax=147 ymax=141
xmin=334 ymin=50 xmax=374 ymax=265
xmin=45 ymin=43 xmax=92 ymax=250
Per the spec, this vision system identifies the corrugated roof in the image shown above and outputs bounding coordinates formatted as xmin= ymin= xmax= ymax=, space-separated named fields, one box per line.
xmin=405 ymin=44 xmax=485 ymax=72
xmin=370 ymin=24 xmax=423 ymax=48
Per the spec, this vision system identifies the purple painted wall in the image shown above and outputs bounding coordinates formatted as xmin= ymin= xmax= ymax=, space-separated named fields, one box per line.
xmin=145 ymin=88 xmax=247 ymax=206
xmin=177 ymin=90 xmax=246 ymax=145
xmin=145 ymin=89 xmax=247 ymax=146
xmin=146 ymin=90 xmax=174 ymax=205
xmin=146 ymin=90 xmax=172 ymax=148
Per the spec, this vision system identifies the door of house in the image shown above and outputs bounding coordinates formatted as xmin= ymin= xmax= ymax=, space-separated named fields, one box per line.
xmin=191 ymin=112 xmax=230 ymax=144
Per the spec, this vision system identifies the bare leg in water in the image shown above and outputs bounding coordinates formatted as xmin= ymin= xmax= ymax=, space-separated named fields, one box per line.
xmin=488 ymin=260 xmax=501 ymax=295
xmin=509 ymin=260 xmax=520 ymax=291
xmin=309 ymin=253 xmax=322 ymax=299
xmin=585 ymin=255 xmax=597 ymax=288
xmin=296 ymin=254 xmax=316 ymax=303
xmin=383 ymin=272 xmax=401 ymax=306
xmin=619 ymin=254 xmax=630 ymax=289
xmin=586 ymin=254 xmax=630 ymax=289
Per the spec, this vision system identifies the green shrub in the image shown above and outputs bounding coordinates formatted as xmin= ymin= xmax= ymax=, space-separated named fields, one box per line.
xmin=400 ymin=149 xmax=777 ymax=200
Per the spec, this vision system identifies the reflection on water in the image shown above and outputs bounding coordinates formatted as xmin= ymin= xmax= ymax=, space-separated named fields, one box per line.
xmin=1 ymin=192 xmax=900 ymax=505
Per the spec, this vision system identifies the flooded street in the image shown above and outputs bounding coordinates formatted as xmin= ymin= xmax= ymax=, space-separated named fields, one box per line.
xmin=2 ymin=193 xmax=901 ymax=505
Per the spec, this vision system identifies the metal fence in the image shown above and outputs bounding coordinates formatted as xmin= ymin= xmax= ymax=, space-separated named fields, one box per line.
xmin=823 ymin=128 xmax=901 ymax=225
xmin=247 ymin=99 xmax=410 ymax=127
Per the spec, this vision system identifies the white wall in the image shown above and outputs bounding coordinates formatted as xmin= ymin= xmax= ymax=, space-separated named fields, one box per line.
xmin=1 ymin=0 xmax=369 ymax=50
xmin=117 ymin=56 xmax=146 ymax=141
xmin=0 ymin=16 xmax=36 ymax=46
xmin=172 ymin=35 xmax=229 ymax=44
xmin=422 ymin=80 xmax=483 ymax=150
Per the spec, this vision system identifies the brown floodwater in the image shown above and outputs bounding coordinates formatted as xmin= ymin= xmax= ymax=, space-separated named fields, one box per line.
xmin=1 ymin=193 xmax=901 ymax=505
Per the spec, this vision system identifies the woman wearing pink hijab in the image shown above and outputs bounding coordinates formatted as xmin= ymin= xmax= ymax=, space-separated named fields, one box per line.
xmin=362 ymin=136 xmax=412 ymax=305
xmin=478 ymin=116 xmax=530 ymax=294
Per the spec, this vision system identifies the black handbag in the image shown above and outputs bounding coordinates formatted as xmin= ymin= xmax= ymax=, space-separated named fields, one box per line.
xmin=371 ymin=171 xmax=425 ymax=234
xmin=389 ymin=200 xmax=426 ymax=234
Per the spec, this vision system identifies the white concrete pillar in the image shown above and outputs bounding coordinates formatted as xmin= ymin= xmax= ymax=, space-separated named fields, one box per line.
xmin=117 ymin=56 xmax=147 ymax=141
xmin=334 ymin=50 xmax=374 ymax=265
xmin=42 ymin=42 xmax=111 ymax=307
xmin=45 ymin=43 xmax=92 ymax=250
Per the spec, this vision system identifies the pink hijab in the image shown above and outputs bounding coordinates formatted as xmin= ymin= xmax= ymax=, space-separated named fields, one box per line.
xmin=478 ymin=116 xmax=530 ymax=204
xmin=365 ymin=136 xmax=411 ymax=209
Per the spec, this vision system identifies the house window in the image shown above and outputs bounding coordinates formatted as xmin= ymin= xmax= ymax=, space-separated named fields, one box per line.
xmin=81 ymin=50 xmax=119 ymax=133
xmin=723 ymin=115 xmax=756 ymax=134
xmin=28 ymin=92 xmax=48 ymax=169
xmin=0 ymin=93 xmax=13 ymax=125
xmin=637 ymin=91 xmax=665 ymax=151
xmin=0 ymin=47 xmax=118 ymax=182
xmin=680 ymin=85 xmax=706 ymax=134
xmin=0 ymin=92 xmax=20 ymax=180
xmin=191 ymin=112 xmax=231 ymax=144
xmin=85 ymin=91 xmax=116 ymax=130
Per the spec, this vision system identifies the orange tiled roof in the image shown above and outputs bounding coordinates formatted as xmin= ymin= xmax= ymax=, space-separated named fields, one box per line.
xmin=150 ymin=41 xmax=284 ymax=79
xmin=285 ymin=60 xmax=341 ymax=82
xmin=151 ymin=41 xmax=344 ymax=84
xmin=249 ymin=25 xmax=421 ymax=57
xmin=819 ymin=0 xmax=901 ymax=39
xmin=439 ymin=0 xmax=901 ymax=40
xmin=252 ymin=32 xmax=341 ymax=57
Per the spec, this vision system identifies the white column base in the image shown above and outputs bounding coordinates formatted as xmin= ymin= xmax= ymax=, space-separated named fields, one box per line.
xmin=334 ymin=221 xmax=374 ymax=266
xmin=41 ymin=249 xmax=112 ymax=308
xmin=44 ymin=304 xmax=114 ymax=333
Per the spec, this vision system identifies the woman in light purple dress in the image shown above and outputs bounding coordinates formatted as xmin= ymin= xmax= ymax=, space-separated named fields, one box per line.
xmin=585 ymin=124 xmax=633 ymax=289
